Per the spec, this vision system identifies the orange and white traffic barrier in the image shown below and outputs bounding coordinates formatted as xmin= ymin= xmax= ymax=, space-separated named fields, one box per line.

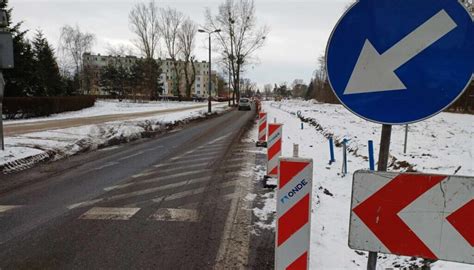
xmin=256 ymin=112 xmax=267 ymax=147
xmin=276 ymin=157 xmax=313 ymax=270
xmin=266 ymin=123 xmax=282 ymax=177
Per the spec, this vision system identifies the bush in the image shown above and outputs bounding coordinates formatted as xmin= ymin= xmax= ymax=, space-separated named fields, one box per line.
xmin=2 ymin=96 xmax=96 ymax=119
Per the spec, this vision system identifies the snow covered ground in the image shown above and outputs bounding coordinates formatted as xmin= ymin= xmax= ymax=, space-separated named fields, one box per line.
xmin=1 ymin=101 xmax=230 ymax=174
xmin=4 ymin=100 xmax=205 ymax=124
xmin=249 ymin=100 xmax=473 ymax=269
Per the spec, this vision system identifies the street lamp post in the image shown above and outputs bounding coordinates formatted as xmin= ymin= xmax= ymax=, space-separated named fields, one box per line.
xmin=198 ymin=29 xmax=221 ymax=114
xmin=228 ymin=67 xmax=232 ymax=106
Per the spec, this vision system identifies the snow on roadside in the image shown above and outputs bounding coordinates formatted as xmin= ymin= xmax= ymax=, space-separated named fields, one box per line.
xmin=0 ymin=104 xmax=230 ymax=174
xmin=274 ymin=99 xmax=473 ymax=176
xmin=249 ymin=100 xmax=472 ymax=269
xmin=4 ymin=100 xmax=206 ymax=124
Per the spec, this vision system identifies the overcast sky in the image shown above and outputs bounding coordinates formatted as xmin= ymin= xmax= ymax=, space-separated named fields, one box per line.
xmin=12 ymin=0 xmax=351 ymax=88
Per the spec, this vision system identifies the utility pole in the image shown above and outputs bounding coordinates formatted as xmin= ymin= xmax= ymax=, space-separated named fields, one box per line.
xmin=0 ymin=2 xmax=14 ymax=151
xmin=198 ymin=29 xmax=221 ymax=114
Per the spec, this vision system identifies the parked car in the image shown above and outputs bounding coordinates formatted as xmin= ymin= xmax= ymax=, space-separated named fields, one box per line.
xmin=238 ymin=98 xmax=252 ymax=111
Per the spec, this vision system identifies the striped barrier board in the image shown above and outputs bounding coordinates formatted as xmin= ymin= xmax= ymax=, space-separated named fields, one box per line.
xmin=350 ymin=171 xmax=474 ymax=264
xmin=258 ymin=112 xmax=267 ymax=143
xmin=276 ymin=157 xmax=313 ymax=270
xmin=267 ymin=123 xmax=282 ymax=177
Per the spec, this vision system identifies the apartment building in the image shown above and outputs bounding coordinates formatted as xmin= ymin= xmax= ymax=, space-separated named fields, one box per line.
xmin=83 ymin=53 xmax=218 ymax=98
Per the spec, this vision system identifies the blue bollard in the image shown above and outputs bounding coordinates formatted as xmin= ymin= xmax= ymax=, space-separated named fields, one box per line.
xmin=329 ymin=137 xmax=336 ymax=164
xmin=301 ymin=122 xmax=304 ymax=130
xmin=368 ymin=140 xmax=375 ymax=171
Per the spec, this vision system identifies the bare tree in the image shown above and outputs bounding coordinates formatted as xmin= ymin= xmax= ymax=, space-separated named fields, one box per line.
xmin=264 ymin=83 xmax=272 ymax=99
xmin=178 ymin=17 xmax=198 ymax=98
xmin=58 ymin=25 xmax=95 ymax=78
xmin=205 ymin=0 xmax=269 ymax=103
xmin=311 ymin=54 xmax=338 ymax=104
xmin=129 ymin=1 xmax=160 ymax=59
xmin=241 ymin=78 xmax=257 ymax=97
xmin=58 ymin=25 xmax=95 ymax=93
xmin=159 ymin=7 xmax=184 ymax=97
xmin=106 ymin=43 xmax=136 ymax=56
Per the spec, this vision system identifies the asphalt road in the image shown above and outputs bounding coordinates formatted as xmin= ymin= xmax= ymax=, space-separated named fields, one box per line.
xmin=0 ymin=108 xmax=257 ymax=269
xmin=4 ymin=103 xmax=211 ymax=136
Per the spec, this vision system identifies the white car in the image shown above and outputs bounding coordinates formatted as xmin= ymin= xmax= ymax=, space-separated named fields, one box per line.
xmin=238 ymin=98 xmax=252 ymax=111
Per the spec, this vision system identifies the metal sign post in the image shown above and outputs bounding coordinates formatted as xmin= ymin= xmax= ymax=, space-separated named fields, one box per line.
xmin=404 ymin=125 xmax=409 ymax=154
xmin=367 ymin=124 xmax=392 ymax=270
xmin=0 ymin=5 xmax=15 ymax=151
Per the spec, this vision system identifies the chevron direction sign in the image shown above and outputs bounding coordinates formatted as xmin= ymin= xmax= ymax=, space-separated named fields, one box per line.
xmin=349 ymin=171 xmax=474 ymax=264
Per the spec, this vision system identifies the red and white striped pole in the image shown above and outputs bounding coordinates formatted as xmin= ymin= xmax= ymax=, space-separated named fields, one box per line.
xmin=276 ymin=157 xmax=313 ymax=270
xmin=257 ymin=112 xmax=268 ymax=147
xmin=266 ymin=123 xmax=283 ymax=178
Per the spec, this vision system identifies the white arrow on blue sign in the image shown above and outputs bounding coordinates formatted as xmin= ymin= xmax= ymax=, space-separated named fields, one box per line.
xmin=327 ymin=0 xmax=474 ymax=125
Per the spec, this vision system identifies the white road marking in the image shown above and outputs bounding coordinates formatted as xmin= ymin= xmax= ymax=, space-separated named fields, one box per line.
xmin=103 ymin=176 xmax=211 ymax=202
xmin=79 ymin=207 xmax=140 ymax=220
xmin=207 ymin=134 xmax=232 ymax=144
xmin=185 ymin=149 xmax=223 ymax=157
xmin=131 ymin=171 xmax=154 ymax=179
xmin=89 ymin=162 xmax=120 ymax=172
xmin=153 ymin=161 xmax=210 ymax=170
xmin=105 ymin=170 xmax=212 ymax=191
xmin=117 ymin=151 xmax=145 ymax=161
xmin=176 ymin=153 xmax=220 ymax=161
xmin=153 ymin=181 xmax=236 ymax=203
xmin=153 ymin=187 xmax=207 ymax=203
xmin=0 ymin=205 xmax=21 ymax=213
xmin=198 ymin=143 xmax=227 ymax=149
xmin=154 ymin=160 xmax=211 ymax=168
xmin=148 ymin=145 xmax=165 ymax=151
xmin=68 ymin=198 xmax=104 ymax=210
xmin=171 ymin=155 xmax=215 ymax=163
xmin=153 ymin=163 xmax=210 ymax=174
xmin=149 ymin=208 xmax=199 ymax=222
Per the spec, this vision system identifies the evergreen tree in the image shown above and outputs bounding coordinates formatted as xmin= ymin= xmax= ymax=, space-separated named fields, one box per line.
xmin=32 ymin=30 xmax=63 ymax=96
xmin=305 ymin=81 xmax=315 ymax=100
xmin=100 ymin=64 xmax=132 ymax=99
xmin=130 ymin=59 xmax=163 ymax=101
xmin=1 ymin=0 xmax=37 ymax=97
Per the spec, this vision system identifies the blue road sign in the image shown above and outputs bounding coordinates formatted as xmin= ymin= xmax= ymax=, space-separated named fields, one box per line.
xmin=326 ymin=0 xmax=474 ymax=125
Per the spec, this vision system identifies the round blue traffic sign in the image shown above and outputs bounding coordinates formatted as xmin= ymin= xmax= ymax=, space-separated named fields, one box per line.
xmin=326 ymin=0 xmax=474 ymax=125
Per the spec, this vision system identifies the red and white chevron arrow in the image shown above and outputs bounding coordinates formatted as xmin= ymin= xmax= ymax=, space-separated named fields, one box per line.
xmin=349 ymin=171 xmax=473 ymax=265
